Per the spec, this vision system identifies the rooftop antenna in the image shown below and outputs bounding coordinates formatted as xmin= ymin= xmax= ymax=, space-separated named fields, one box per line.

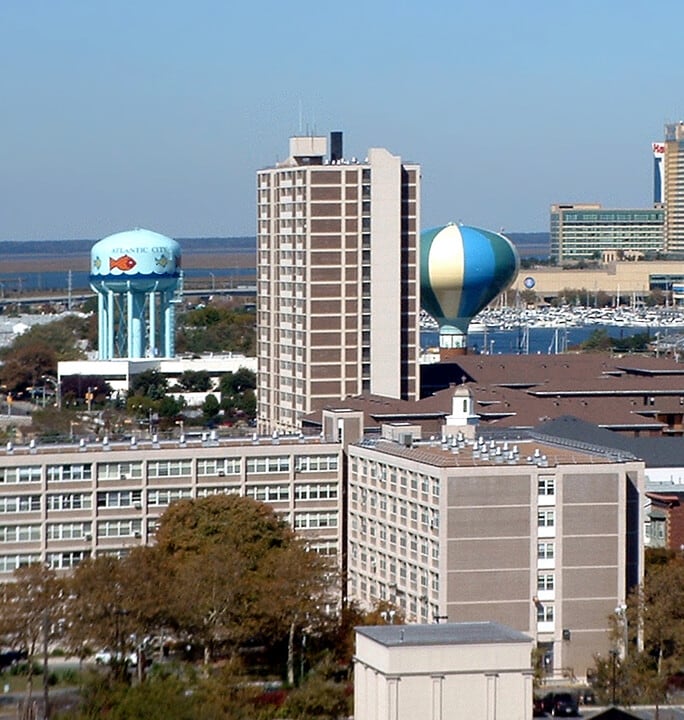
xmin=298 ymin=99 xmax=303 ymax=135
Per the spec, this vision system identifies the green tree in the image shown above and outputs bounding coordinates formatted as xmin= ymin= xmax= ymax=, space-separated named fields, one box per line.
xmin=580 ymin=329 xmax=612 ymax=351
xmin=176 ymin=370 xmax=212 ymax=393
xmin=281 ymin=670 xmax=350 ymax=720
xmin=220 ymin=368 xmax=256 ymax=394
xmin=201 ymin=394 xmax=220 ymax=423
xmin=129 ymin=370 xmax=168 ymax=401
xmin=219 ymin=369 xmax=257 ymax=422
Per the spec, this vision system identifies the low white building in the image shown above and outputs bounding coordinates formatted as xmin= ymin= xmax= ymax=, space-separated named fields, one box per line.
xmin=58 ymin=355 xmax=256 ymax=396
xmin=354 ymin=621 xmax=534 ymax=720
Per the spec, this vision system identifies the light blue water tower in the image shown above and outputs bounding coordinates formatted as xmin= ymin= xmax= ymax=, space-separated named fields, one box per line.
xmin=89 ymin=229 xmax=181 ymax=359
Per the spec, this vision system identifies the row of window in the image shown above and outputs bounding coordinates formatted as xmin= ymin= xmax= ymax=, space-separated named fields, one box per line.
xmin=353 ymin=461 xmax=439 ymax=498
xmin=0 ymin=519 xmax=144 ymax=542
xmin=0 ymin=454 xmax=340 ymax=484
xmin=1 ymin=483 xmax=340 ymax=513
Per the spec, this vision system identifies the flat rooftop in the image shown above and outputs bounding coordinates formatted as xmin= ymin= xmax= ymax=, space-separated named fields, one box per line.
xmin=355 ymin=435 xmax=633 ymax=469
xmin=356 ymin=621 xmax=532 ymax=647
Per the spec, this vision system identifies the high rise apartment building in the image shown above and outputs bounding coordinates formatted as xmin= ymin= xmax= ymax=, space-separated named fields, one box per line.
xmin=256 ymin=133 xmax=420 ymax=433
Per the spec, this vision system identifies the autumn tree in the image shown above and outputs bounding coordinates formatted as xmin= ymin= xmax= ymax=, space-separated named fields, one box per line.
xmin=593 ymin=555 xmax=684 ymax=705
xmin=0 ymin=563 xmax=65 ymax=717
xmin=154 ymin=494 xmax=332 ymax=668
xmin=175 ymin=303 xmax=256 ymax=355
xmin=0 ymin=341 xmax=57 ymax=395
xmin=65 ymin=551 xmax=170 ymax=679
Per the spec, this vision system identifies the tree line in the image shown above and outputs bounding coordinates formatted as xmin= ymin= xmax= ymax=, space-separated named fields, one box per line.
xmin=0 ymin=495 xmax=371 ymax=718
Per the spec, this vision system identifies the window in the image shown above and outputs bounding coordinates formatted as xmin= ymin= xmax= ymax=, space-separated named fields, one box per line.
xmin=245 ymin=485 xmax=290 ymax=502
xmin=295 ymin=455 xmax=339 ymax=472
xmin=196 ymin=486 xmax=240 ymax=498
xmin=0 ymin=554 xmax=40 ymax=573
xmin=306 ymin=540 xmax=337 ymax=556
xmin=97 ymin=490 xmax=142 ymax=508
xmin=537 ymin=604 xmax=554 ymax=623
xmin=46 ymin=551 xmax=87 ymax=570
xmin=293 ymin=512 xmax=338 ymax=529
xmin=538 ymin=510 xmax=555 ymax=528
xmin=197 ymin=458 xmax=241 ymax=476
xmin=47 ymin=464 xmax=92 ymax=482
xmin=0 ymin=466 xmax=41 ymax=484
xmin=538 ymin=476 xmax=555 ymax=496
xmin=294 ymin=483 xmax=338 ymax=501
xmin=247 ymin=456 xmax=290 ymax=474
xmin=47 ymin=522 xmax=91 ymax=541
xmin=537 ymin=573 xmax=554 ymax=591
xmin=0 ymin=495 xmax=41 ymax=513
xmin=98 ymin=519 xmax=142 ymax=538
xmin=147 ymin=488 xmax=192 ymax=506
xmin=538 ymin=542 xmax=554 ymax=560
xmin=97 ymin=462 xmax=143 ymax=480
xmin=0 ymin=525 xmax=40 ymax=542
xmin=147 ymin=460 xmax=192 ymax=478
xmin=47 ymin=493 xmax=91 ymax=511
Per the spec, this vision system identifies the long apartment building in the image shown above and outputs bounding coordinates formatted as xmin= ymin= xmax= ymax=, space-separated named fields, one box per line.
xmin=256 ymin=132 xmax=420 ymax=434
xmin=0 ymin=433 xmax=344 ymax=575
xmin=344 ymin=393 xmax=644 ymax=680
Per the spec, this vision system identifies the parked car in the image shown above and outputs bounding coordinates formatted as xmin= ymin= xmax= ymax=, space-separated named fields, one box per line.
xmin=94 ymin=649 xmax=137 ymax=666
xmin=542 ymin=692 xmax=579 ymax=717
xmin=0 ymin=650 xmax=27 ymax=670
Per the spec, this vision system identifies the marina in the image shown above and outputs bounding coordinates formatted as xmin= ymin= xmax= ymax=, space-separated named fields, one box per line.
xmin=420 ymin=305 xmax=684 ymax=356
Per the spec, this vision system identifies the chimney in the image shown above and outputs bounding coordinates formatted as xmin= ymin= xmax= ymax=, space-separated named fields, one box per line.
xmin=330 ymin=131 xmax=343 ymax=163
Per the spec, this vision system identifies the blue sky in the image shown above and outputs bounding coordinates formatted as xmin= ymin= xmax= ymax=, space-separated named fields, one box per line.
xmin=1 ymin=0 xmax=682 ymax=240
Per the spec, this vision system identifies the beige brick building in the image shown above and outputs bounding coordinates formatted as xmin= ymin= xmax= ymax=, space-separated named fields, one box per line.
xmin=0 ymin=433 xmax=343 ymax=577
xmin=345 ymin=399 xmax=644 ymax=680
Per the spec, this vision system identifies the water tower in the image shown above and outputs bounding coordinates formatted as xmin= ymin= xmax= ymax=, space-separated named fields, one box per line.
xmin=89 ymin=229 xmax=181 ymax=359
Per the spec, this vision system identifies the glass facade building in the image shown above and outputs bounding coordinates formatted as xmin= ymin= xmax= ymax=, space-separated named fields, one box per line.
xmin=550 ymin=203 xmax=664 ymax=263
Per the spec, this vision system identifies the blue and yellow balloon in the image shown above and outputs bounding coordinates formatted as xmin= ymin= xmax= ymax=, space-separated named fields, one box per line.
xmin=421 ymin=223 xmax=519 ymax=358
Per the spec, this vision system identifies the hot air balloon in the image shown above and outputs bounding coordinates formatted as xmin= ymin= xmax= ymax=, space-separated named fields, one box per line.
xmin=420 ymin=223 xmax=519 ymax=359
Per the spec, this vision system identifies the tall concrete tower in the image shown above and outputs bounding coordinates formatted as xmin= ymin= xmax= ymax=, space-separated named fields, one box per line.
xmin=256 ymin=133 xmax=421 ymax=433
xmin=89 ymin=229 xmax=181 ymax=359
